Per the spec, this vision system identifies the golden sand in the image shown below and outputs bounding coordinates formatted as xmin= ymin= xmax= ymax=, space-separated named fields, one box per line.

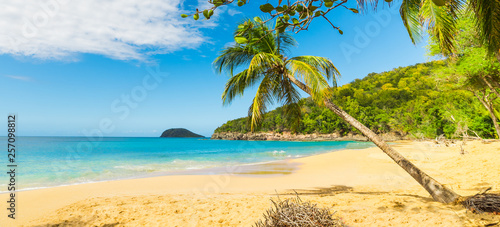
xmin=1 ymin=140 xmax=500 ymax=226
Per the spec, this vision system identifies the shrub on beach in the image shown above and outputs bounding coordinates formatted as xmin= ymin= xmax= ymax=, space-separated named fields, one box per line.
xmin=254 ymin=195 xmax=345 ymax=227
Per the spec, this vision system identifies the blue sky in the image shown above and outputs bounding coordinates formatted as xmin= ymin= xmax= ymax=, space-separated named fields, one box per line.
xmin=0 ymin=0 xmax=428 ymax=137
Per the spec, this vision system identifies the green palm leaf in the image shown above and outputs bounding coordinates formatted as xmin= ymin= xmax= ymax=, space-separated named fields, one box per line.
xmin=278 ymin=76 xmax=302 ymax=131
xmin=214 ymin=45 xmax=258 ymax=75
xmin=248 ymin=53 xmax=283 ymax=77
xmin=419 ymin=0 xmax=461 ymax=54
xmin=469 ymin=0 xmax=500 ymax=55
xmin=360 ymin=0 xmax=466 ymax=55
xmin=289 ymin=56 xmax=340 ymax=84
xmin=400 ymin=0 xmax=424 ymax=44
xmin=276 ymin=32 xmax=297 ymax=55
xmin=222 ymin=68 xmax=263 ymax=105
xmin=286 ymin=59 xmax=331 ymax=105
xmin=248 ymin=73 xmax=278 ymax=131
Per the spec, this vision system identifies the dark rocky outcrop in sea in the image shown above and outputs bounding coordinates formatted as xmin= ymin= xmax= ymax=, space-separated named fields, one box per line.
xmin=160 ymin=128 xmax=204 ymax=138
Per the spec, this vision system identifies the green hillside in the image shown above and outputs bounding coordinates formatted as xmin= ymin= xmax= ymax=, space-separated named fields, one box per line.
xmin=214 ymin=61 xmax=497 ymax=139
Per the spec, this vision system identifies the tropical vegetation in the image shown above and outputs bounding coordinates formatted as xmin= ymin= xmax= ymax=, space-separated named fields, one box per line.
xmin=426 ymin=12 xmax=500 ymax=138
xmin=215 ymin=61 xmax=498 ymax=139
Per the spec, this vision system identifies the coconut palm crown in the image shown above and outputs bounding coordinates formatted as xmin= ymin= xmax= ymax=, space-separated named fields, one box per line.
xmin=214 ymin=18 xmax=340 ymax=132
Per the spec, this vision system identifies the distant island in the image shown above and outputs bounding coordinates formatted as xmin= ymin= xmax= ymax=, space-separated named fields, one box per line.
xmin=160 ymin=128 xmax=204 ymax=138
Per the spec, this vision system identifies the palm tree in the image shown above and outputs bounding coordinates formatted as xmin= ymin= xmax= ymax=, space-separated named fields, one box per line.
xmin=358 ymin=0 xmax=500 ymax=59
xmin=214 ymin=19 xmax=460 ymax=203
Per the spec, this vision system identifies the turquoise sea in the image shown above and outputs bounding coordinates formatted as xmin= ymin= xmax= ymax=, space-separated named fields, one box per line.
xmin=0 ymin=137 xmax=373 ymax=192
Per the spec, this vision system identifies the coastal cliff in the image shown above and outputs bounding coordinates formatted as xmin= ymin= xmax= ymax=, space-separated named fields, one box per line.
xmin=211 ymin=131 xmax=407 ymax=141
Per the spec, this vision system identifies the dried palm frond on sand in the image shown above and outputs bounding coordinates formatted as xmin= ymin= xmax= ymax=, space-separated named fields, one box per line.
xmin=460 ymin=188 xmax=500 ymax=215
xmin=254 ymin=193 xmax=345 ymax=227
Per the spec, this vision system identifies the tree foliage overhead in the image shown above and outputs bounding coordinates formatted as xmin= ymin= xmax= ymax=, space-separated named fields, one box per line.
xmin=186 ymin=0 xmax=500 ymax=60
xmin=183 ymin=0 xmax=357 ymax=35
xmin=215 ymin=61 xmax=498 ymax=139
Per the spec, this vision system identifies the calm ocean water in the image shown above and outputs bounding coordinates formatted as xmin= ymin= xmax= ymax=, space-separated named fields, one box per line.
xmin=0 ymin=137 xmax=373 ymax=192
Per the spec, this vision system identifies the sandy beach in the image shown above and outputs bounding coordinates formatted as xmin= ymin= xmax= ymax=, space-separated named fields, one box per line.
xmin=1 ymin=140 xmax=500 ymax=226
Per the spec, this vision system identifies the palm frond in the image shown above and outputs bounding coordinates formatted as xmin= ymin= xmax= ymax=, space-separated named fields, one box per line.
xmin=419 ymin=0 xmax=462 ymax=54
xmin=214 ymin=45 xmax=258 ymax=75
xmin=400 ymin=0 xmax=424 ymax=44
xmin=357 ymin=0 xmax=466 ymax=55
xmin=222 ymin=68 xmax=265 ymax=105
xmin=355 ymin=0 xmax=386 ymax=11
xmin=248 ymin=74 xmax=277 ymax=131
xmin=278 ymin=76 xmax=302 ymax=132
xmin=253 ymin=27 xmax=278 ymax=55
xmin=276 ymin=32 xmax=297 ymax=55
xmin=242 ymin=18 xmax=279 ymax=55
xmin=248 ymin=53 xmax=283 ymax=77
xmin=448 ymin=0 xmax=465 ymax=18
xmin=237 ymin=17 xmax=299 ymax=56
xmin=469 ymin=0 xmax=500 ymax=55
xmin=286 ymin=59 xmax=331 ymax=106
xmin=289 ymin=56 xmax=340 ymax=86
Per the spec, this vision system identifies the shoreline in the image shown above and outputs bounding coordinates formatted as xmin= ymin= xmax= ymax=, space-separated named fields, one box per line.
xmin=0 ymin=158 xmax=300 ymax=195
xmin=0 ymin=140 xmax=375 ymax=194
xmin=2 ymin=140 xmax=499 ymax=226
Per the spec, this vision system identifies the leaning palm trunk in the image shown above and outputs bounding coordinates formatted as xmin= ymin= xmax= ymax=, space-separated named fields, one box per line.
xmin=323 ymin=100 xmax=460 ymax=203
xmin=288 ymin=75 xmax=461 ymax=203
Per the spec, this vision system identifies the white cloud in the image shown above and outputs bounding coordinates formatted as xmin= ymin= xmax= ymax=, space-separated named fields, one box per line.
xmin=0 ymin=0 xmax=217 ymax=61
xmin=5 ymin=75 xmax=34 ymax=82
xmin=227 ymin=9 xmax=242 ymax=16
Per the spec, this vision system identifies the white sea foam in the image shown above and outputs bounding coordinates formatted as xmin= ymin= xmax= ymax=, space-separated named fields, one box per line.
xmin=270 ymin=150 xmax=287 ymax=156
xmin=114 ymin=165 xmax=155 ymax=172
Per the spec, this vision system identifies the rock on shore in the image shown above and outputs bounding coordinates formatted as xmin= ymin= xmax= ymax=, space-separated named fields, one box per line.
xmin=211 ymin=131 xmax=406 ymax=141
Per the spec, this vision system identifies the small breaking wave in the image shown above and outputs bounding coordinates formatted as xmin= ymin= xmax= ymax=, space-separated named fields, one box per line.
xmin=269 ymin=150 xmax=287 ymax=156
